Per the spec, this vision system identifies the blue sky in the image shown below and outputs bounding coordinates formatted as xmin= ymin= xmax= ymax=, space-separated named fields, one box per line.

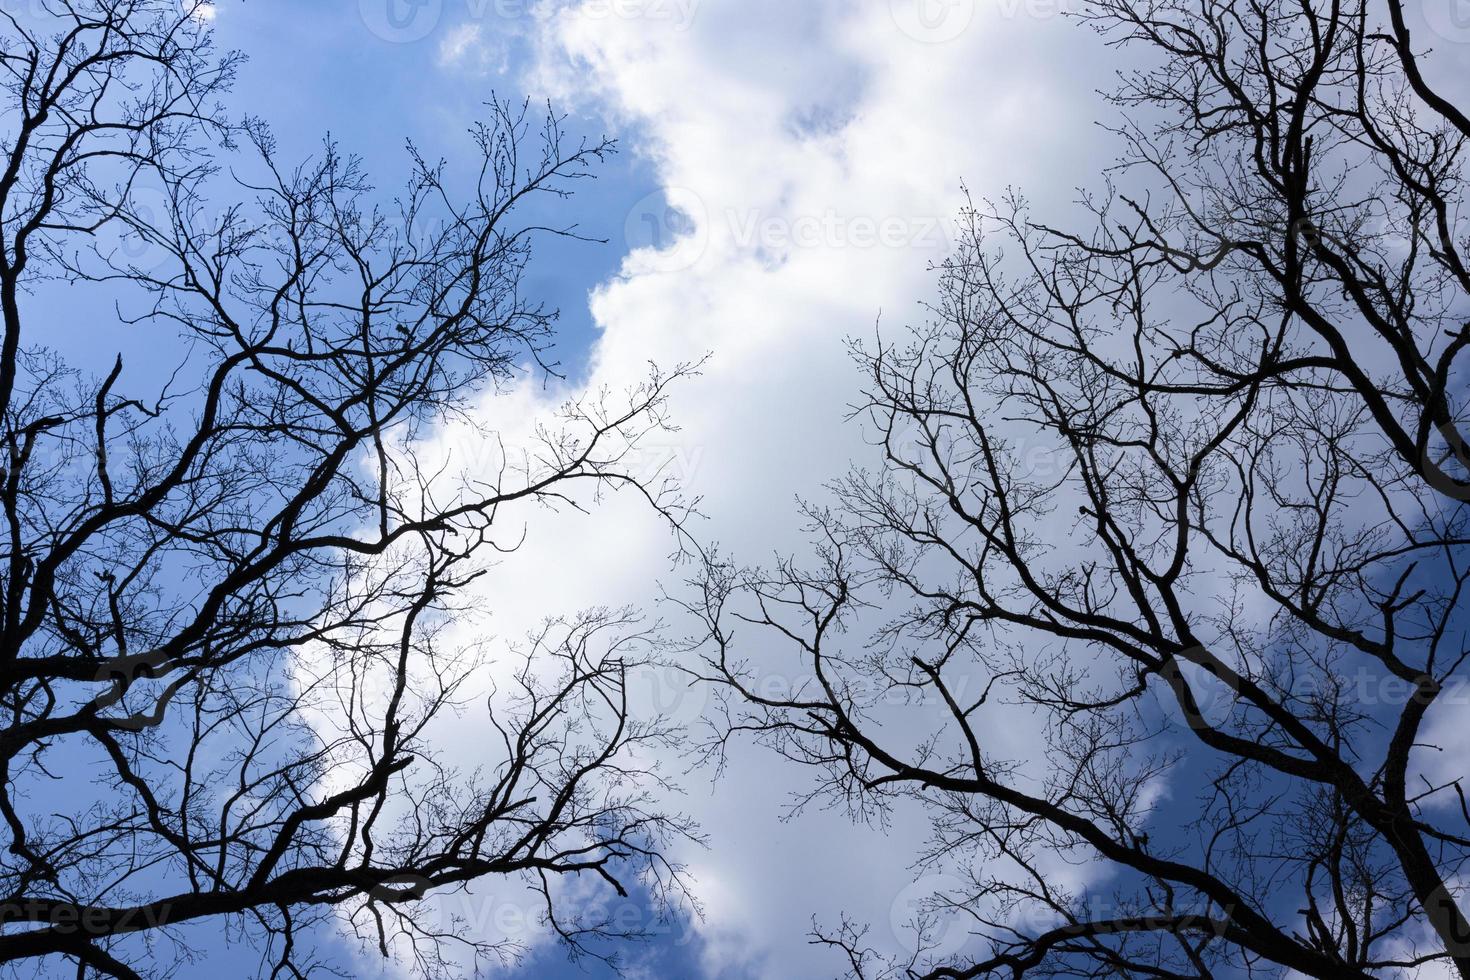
xmin=206 ymin=0 xmax=660 ymax=376
xmin=34 ymin=3 xmax=702 ymax=977
xmin=28 ymin=1 xmax=1470 ymax=978
xmin=20 ymin=2 xmax=1231 ymax=977
xmin=43 ymin=1 xmax=662 ymax=389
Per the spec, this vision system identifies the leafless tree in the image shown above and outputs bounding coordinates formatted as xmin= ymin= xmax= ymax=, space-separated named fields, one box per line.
xmin=0 ymin=2 xmax=697 ymax=977
xmin=690 ymin=0 xmax=1470 ymax=976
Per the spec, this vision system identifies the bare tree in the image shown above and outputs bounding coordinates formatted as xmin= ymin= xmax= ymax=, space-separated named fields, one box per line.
xmin=0 ymin=2 xmax=697 ymax=977
xmin=690 ymin=0 xmax=1470 ymax=976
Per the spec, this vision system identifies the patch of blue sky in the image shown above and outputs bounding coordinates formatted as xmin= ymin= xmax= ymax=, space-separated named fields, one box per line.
xmin=21 ymin=2 xmax=692 ymax=976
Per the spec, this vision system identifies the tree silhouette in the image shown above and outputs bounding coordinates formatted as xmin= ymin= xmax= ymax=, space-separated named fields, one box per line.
xmin=0 ymin=2 xmax=695 ymax=976
xmin=692 ymin=0 xmax=1470 ymax=975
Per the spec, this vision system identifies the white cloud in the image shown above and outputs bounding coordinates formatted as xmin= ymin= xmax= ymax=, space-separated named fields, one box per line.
xmin=436 ymin=20 xmax=514 ymax=74
xmin=438 ymin=22 xmax=485 ymax=66
xmin=409 ymin=1 xmax=1124 ymax=976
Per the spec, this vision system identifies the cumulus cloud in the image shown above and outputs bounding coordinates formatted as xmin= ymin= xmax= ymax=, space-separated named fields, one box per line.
xmin=406 ymin=1 xmax=1126 ymax=976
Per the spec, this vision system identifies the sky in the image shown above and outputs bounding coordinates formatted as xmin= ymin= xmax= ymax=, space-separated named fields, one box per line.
xmin=29 ymin=0 xmax=1470 ymax=977
xmin=352 ymin=2 xmax=1114 ymax=976
xmin=189 ymin=4 xmax=1115 ymax=975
